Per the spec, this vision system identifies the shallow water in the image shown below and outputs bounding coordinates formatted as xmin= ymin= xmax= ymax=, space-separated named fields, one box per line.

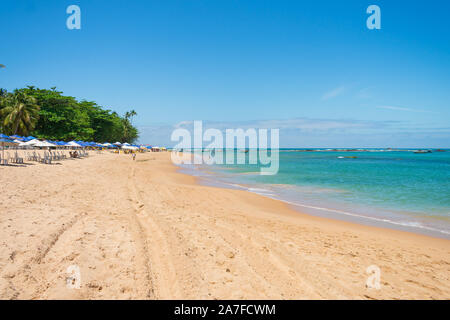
xmin=179 ymin=149 xmax=450 ymax=238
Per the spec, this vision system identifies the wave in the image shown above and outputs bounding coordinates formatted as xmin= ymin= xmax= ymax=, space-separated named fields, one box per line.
xmin=260 ymin=195 xmax=450 ymax=236
xmin=176 ymin=162 xmax=450 ymax=238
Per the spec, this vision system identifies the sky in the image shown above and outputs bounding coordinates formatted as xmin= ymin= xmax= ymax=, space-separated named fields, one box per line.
xmin=1 ymin=0 xmax=449 ymax=147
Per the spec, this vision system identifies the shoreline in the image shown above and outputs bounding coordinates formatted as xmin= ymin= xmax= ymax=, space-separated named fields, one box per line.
xmin=178 ymin=155 xmax=450 ymax=240
xmin=0 ymin=151 xmax=449 ymax=299
xmin=177 ymin=159 xmax=450 ymax=243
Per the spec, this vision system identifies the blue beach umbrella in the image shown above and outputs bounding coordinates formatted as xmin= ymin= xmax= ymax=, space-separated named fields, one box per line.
xmin=0 ymin=133 xmax=9 ymax=139
xmin=0 ymin=137 xmax=15 ymax=143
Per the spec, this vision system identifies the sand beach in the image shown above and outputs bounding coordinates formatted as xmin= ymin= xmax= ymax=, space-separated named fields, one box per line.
xmin=0 ymin=151 xmax=449 ymax=299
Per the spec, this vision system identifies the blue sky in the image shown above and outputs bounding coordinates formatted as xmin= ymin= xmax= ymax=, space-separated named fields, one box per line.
xmin=1 ymin=0 xmax=449 ymax=147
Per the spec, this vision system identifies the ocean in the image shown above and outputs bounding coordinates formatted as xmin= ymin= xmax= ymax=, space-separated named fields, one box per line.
xmin=178 ymin=149 xmax=450 ymax=239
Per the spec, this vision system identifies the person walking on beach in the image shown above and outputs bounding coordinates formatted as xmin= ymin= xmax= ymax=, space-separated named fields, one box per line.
xmin=132 ymin=153 xmax=136 ymax=161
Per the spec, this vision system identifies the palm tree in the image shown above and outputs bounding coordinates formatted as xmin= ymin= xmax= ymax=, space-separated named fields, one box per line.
xmin=122 ymin=110 xmax=137 ymax=142
xmin=0 ymin=91 xmax=40 ymax=136
xmin=125 ymin=109 xmax=137 ymax=123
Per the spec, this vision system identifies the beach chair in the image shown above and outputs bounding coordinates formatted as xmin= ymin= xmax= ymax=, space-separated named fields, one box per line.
xmin=0 ymin=153 xmax=8 ymax=165
xmin=14 ymin=151 xmax=24 ymax=164
xmin=44 ymin=152 xmax=52 ymax=164
xmin=6 ymin=152 xmax=13 ymax=163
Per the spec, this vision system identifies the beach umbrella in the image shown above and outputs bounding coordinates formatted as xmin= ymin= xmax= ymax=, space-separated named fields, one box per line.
xmin=122 ymin=145 xmax=138 ymax=150
xmin=0 ymin=138 xmax=17 ymax=146
xmin=21 ymin=139 xmax=41 ymax=146
xmin=65 ymin=141 xmax=82 ymax=147
xmin=33 ymin=141 xmax=56 ymax=148
xmin=0 ymin=133 xmax=9 ymax=139
xmin=17 ymin=141 xmax=28 ymax=147
xmin=27 ymin=136 xmax=36 ymax=140
xmin=9 ymin=135 xmax=24 ymax=140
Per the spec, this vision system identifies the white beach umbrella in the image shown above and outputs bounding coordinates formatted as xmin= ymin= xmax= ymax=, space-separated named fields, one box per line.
xmin=22 ymin=139 xmax=41 ymax=146
xmin=121 ymin=145 xmax=138 ymax=150
xmin=65 ymin=141 xmax=82 ymax=147
xmin=33 ymin=141 xmax=56 ymax=147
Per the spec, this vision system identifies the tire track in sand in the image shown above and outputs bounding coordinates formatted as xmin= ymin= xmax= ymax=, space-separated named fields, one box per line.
xmin=125 ymin=166 xmax=155 ymax=299
xmin=127 ymin=165 xmax=182 ymax=299
xmin=1 ymin=213 xmax=83 ymax=299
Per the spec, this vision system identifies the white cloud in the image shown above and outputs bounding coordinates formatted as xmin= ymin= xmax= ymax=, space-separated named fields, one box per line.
xmin=136 ymin=118 xmax=450 ymax=148
xmin=321 ymin=86 xmax=346 ymax=100
xmin=376 ymin=105 xmax=435 ymax=113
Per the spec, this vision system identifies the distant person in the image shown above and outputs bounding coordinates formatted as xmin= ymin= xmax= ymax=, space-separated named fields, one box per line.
xmin=132 ymin=153 xmax=136 ymax=161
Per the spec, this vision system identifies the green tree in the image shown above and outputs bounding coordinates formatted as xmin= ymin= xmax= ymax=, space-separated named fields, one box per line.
xmin=0 ymin=91 xmax=40 ymax=136
xmin=121 ymin=110 xmax=138 ymax=143
xmin=22 ymin=87 xmax=94 ymax=141
xmin=2 ymin=86 xmax=139 ymax=142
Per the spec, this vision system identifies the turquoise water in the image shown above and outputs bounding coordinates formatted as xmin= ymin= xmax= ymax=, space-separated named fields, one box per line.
xmin=182 ymin=149 xmax=450 ymax=238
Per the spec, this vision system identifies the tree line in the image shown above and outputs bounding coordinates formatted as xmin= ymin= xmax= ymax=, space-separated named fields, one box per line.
xmin=0 ymin=86 xmax=138 ymax=143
